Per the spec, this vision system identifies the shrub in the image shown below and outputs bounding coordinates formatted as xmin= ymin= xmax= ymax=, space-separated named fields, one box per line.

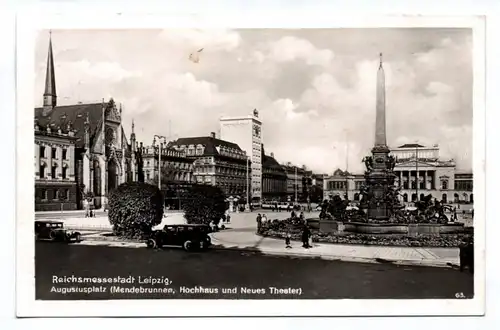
xmin=182 ymin=184 xmax=227 ymax=225
xmin=108 ymin=182 xmax=164 ymax=239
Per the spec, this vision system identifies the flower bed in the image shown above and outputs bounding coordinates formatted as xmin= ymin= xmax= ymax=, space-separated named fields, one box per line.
xmin=259 ymin=218 xmax=472 ymax=248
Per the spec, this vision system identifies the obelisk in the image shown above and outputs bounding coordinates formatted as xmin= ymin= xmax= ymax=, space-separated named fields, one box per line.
xmin=375 ymin=53 xmax=386 ymax=147
xmin=365 ymin=53 xmax=392 ymax=220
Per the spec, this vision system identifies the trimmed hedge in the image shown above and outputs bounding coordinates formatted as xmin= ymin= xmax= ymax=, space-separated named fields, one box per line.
xmin=182 ymin=184 xmax=227 ymax=225
xmin=108 ymin=182 xmax=164 ymax=239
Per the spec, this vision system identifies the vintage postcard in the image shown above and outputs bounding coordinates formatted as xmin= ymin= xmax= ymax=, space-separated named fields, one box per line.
xmin=16 ymin=12 xmax=485 ymax=317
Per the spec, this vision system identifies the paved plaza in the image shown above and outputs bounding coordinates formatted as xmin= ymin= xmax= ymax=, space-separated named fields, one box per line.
xmin=35 ymin=209 xmax=465 ymax=267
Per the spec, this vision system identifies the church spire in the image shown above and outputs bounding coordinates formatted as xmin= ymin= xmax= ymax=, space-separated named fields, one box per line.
xmin=374 ymin=52 xmax=387 ymax=147
xmin=43 ymin=30 xmax=57 ymax=112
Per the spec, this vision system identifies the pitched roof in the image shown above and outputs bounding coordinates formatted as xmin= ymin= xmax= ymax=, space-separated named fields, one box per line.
xmin=263 ymin=154 xmax=283 ymax=169
xmin=34 ymin=102 xmax=104 ymax=148
xmin=169 ymin=136 xmax=243 ymax=156
xmin=398 ymin=143 xmax=425 ymax=148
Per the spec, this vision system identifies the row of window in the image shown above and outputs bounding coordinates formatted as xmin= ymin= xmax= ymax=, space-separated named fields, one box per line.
xmin=39 ymin=146 xmax=68 ymax=160
xmin=39 ymin=165 xmax=69 ymax=179
xmin=37 ymin=188 xmax=71 ymax=201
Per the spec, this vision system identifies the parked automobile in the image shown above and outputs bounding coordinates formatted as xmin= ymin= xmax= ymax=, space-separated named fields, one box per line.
xmin=145 ymin=224 xmax=212 ymax=251
xmin=35 ymin=220 xmax=82 ymax=243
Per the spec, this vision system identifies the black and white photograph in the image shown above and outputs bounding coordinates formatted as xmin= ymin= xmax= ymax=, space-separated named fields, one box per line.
xmin=15 ymin=13 xmax=485 ymax=317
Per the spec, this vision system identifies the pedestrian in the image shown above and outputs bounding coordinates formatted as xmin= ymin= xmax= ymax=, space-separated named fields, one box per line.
xmin=299 ymin=211 xmax=305 ymax=221
xmin=302 ymin=225 xmax=311 ymax=248
xmin=226 ymin=213 xmax=231 ymax=223
xmin=291 ymin=210 xmax=296 ymax=219
xmin=256 ymin=213 xmax=262 ymax=233
xmin=285 ymin=232 xmax=292 ymax=248
xmin=262 ymin=214 xmax=268 ymax=223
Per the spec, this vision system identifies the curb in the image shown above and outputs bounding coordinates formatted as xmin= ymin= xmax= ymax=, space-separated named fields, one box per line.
xmin=77 ymin=233 xmax=459 ymax=269
xmin=207 ymin=236 xmax=458 ymax=268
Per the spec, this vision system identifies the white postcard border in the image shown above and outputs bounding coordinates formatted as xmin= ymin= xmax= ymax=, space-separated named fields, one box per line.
xmin=16 ymin=11 xmax=486 ymax=317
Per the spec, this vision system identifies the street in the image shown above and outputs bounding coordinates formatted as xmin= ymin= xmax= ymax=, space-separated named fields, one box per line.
xmin=35 ymin=242 xmax=474 ymax=300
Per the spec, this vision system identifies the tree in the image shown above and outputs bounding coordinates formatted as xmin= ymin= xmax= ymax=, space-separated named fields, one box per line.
xmin=108 ymin=182 xmax=164 ymax=238
xmin=182 ymin=184 xmax=227 ymax=225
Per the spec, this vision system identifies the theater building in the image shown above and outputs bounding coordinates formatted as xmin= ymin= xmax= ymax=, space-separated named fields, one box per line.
xmin=323 ymin=144 xmax=473 ymax=205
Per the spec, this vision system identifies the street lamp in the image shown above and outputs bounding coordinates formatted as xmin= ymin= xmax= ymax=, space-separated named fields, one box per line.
xmin=295 ymin=166 xmax=298 ymax=204
xmin=153 ymin=135 xmax=167 ymax=191
xmin=246 ymin=155 xmax=250 ymax=211
xmin=414 ymin=141 xmax=419 ymax=203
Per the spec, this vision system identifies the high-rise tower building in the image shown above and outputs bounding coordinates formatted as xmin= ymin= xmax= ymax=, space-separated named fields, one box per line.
xmin=220 ymin=109 xmax=263 ymax=203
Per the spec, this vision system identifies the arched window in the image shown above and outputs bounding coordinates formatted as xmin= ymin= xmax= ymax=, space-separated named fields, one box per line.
xmin=442 ymin=180 xmax=448 ymax=190
xmin=62 ymin=166 xmax=68 ymax=179
xmin=454 ymin=193 xmax=459 ymax=203
xmin=420 ymin=193 xmax=425 ymax=201
xmin=403 ymin=193 xmax=408 ymax=202
xmin=411 ymin=193 xmax=417 ymax=202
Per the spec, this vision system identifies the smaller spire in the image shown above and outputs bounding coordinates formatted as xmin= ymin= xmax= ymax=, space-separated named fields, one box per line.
xmin=131 ymin=118 xmax=135 ymax=134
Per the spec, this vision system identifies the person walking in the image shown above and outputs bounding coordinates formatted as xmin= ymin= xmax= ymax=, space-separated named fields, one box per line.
xmin=262 ymin=213 xmax=268 ymax=223
xmin=285 ymin=232 xmax=292 ymax=249
xmin=302 ymin=225 xmax=311 ymax=248
xmin=256 ymin=213 xmax=262 ymax=233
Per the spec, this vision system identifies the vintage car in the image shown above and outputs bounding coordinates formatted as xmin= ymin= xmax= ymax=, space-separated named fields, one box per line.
xmin=35 ymin=220 xmax=82 ymax=243
xmin=145 ymin=224 xmax=212 ymax=251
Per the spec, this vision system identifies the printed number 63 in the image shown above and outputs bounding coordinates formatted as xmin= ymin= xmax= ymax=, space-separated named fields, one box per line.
xmin=455 ymin=292 xmax=466 ymax=298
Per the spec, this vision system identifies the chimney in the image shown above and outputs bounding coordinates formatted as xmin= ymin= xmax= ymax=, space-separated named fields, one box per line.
xmin=210 ymin=132 xmax=216 ymax=138
xmin=270 ymin=152 xmax=274 ymax=158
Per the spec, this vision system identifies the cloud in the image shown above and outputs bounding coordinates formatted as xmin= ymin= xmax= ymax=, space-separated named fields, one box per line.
xmin=34 ymin=29 xmax=473 ymax=174
xmin=60 ymin=60 xmax=142 ymax=82
xmin=263 ymin=36 xmax=334 ymax=67
xmin=159 ymin=29 xmax=241 ymax=52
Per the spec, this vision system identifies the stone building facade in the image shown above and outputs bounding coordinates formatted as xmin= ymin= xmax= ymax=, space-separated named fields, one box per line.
xmin=261 ymin=148 xmax=287 ymax=201
xmin=220 ymin=109 xmax=263 ymax=202
xmin=34 ymin=124 xmax=78 ymax=211
xmin=169 ymin=133 xmax=250 ymax=198
xmin=139 ymin=141 xmax=194 ymax=185
xmin=323 ymin=144 xmax=473 ymax=205
xmin=34 ymin=33 xmax=135 ymax=210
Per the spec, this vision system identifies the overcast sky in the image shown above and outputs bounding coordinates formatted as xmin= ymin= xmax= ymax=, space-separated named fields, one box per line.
xmin=34 ymin=28 xmax=473 ymax=174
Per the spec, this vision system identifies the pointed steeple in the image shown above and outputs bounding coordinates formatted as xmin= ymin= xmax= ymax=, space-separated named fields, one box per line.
xmin=374 ymin=52 xmax=387 ymax=147
xmin=43 ymin=30 xmax=57 ymax=112
xmin=131 ymin=119 xmax=136 ymax=153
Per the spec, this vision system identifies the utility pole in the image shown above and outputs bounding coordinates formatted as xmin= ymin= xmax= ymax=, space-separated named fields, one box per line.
xmin=294 ymin=166 xmax=298 ymax=204
xmin=246 ymin=156 xmax=250 ymax=211
xmin=345 ymin=135 xmax=349 ymax=200
xmin=415 ymin=144 xmax=419 ymax=202
xmin=153 ymin=135 xmax=167 ymax=191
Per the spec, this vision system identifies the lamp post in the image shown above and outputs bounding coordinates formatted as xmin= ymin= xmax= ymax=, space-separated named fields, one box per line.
xmin=345 ymin=131 xmax=349 ymax=200
xmin=153 ymin=135 xmax=167 ymax=191
xmin=415 ymin=143 xmax=419 ymax=203
xmin=294 ymin=166 xmax=298 ymax=204
xmin=246 ymin=156 xmax=250 ymax=211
